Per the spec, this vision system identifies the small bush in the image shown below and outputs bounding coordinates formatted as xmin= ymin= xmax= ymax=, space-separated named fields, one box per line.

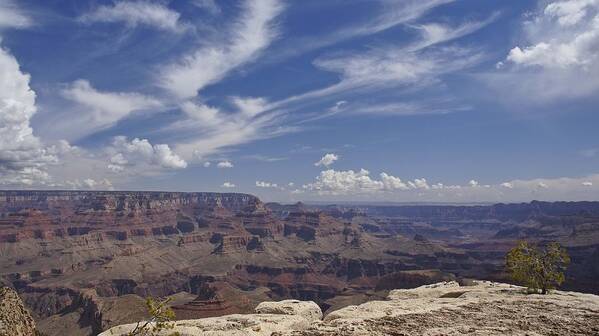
xmin=505 ymin=241 xmax=570 ymax=294
xmin=127 ymin=297 xmax=180 ymax=336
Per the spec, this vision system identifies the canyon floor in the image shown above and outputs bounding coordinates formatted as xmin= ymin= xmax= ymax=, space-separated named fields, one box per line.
xmin=99 ymin=280 xmax=599 ymax=336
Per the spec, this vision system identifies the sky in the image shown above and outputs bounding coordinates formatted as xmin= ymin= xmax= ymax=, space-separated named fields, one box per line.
xmin=0 ymin=0 xmax=598 ymax=203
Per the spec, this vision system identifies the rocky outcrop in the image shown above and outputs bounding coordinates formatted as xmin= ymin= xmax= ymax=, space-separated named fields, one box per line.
xmin=100 ymin=281 xmax=599 ymax=336
xmin=255 ymin=299 xmax=322 ymax=322
xmin=0 ymin=287 xmax=39 ymax=336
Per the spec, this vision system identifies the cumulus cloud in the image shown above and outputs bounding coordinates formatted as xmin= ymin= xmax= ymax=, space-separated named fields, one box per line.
xmin=107 ymin=136 xmax=187 ymax=173
xmin=160 ymin=0 xmax=284 ymax=98
xmin=501 ymin=182 xmax=514 ymax=189
xmin=506 ymin=1 xmax=599 ymax=68
xmin=66 ymin=178 xmax=114 ymax=190
xmin=217 ymin=160 xmax=233 ymax=168
xmin=304 ymin=169 xmax=432 ymax=195
xmin=488 ymin=0 xmax=599 ymax=103
xmin=314 ymin=153 xmax=339 ymax=167
xmin=203 ymin=161 xmax=211 ymax=168
xmin=222 ymin=182 xmax=236 ymax=188
xmin=0 ymin=1 xmax=32 ymax=29
xmin=60 ymin=79 xmax=162 ymax=140
xmin=301 ymin=168 xmax=599 ymax=202
xmin=0 ymin=40 xmax=59 ymax=186
xmin=79 ymin=1 xmax=188 ymax=32
xmin=256 ymin=180 xmax=279 ymax=188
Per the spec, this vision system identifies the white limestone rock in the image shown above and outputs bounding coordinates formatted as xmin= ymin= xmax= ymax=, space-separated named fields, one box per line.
xmin=98 ymin=313 xmax=311 ymax=336
xmin=99 ymin=280 xmax=599 ymax=336
xmin=254 ymin=299 xmax=322 ymax=321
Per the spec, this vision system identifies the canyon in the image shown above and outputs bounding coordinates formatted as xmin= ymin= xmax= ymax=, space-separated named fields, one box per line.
xmin=0 ymin=191 xmax=598 ymax=335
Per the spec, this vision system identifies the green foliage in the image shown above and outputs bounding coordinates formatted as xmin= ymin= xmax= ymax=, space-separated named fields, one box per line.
xmin=505 ymin=241 xmax=570 ymax=294
xmin=127 ymin=297 xmax=180 ymax=336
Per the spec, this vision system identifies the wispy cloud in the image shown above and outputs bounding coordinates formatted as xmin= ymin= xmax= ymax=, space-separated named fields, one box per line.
xmin=266 ymin=0 xmax=456 ymax=62
xmin=191 ymin=0 xmax=221 ymax=15
xmin=0 ymin=1 xmax=32 ymax=29
xmin=168 ymin=99 xmax=295 ymax=160
xmin=159 ymin=0 xmax=284 ymax=99
xmin=79 ymin=1 xmax=189 ymax=33
xmin=58 ymin=79 xmax=162 ymax=140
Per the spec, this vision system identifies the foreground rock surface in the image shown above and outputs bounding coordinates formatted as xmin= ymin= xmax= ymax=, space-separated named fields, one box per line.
xmin=100 ymin=281 xmax=599 ymax=336
xmin=0 ymin=287 xmax=38 ymax=336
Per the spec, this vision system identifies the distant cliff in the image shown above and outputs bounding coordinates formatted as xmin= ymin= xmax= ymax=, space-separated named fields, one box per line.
xmin=0 ymin=191 xmax=268 ymax=243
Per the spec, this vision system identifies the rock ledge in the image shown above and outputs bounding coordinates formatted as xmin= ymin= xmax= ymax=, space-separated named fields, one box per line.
xmin=100 ymin=281 xmax=599 ymax=336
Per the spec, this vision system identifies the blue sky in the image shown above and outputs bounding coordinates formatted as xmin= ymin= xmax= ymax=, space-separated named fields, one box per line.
xmin=0 ymin=0 xmax=598 ymax=202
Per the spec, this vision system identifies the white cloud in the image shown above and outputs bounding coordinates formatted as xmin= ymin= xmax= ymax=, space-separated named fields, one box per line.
xmin=267 ymin=0 xmax=456 ymax=62
xmin=304 ymin=169 xmax=432 ymax=195
xmin=256 ymin=180 xmax=278 ymax=188
xmin=203 ymin=161 xmax=211 ymax=168
xmin=501 ymin=182 xmax=514 ymax=189
xmin=160 ymin=0 xmax=284 ymax=98
xmin=380 ymin=173 xmax=410 ymax=190
xmin=277 ymin=42 xmax=483 ymax=109
xmin=544 ymin=0 xmax=599 ymax=26
xmin=222 ymin=181 xmax=236 ymax=188
xmin=60 ymin=79 xmax=162 ymax=140
xmin=192 ymin=0 xmax=221 ymax=15
xmin=180 ymin=101 xmax=222 ymax=128
xmin=107 ymin=136 xmax=187 ymax=173
xmin=0 ymin=40 xmax=59 ymax=186
xmin=305 ymin=169 xmax=383 ymax=195
xmin=231 ymin=96 xmax=269 ymax=117
xmin=538 ymin=182 xmax=549 ymax=189
xmin=79 ymin=1 xmax=188 ymax=33
xmin=314 ymin=153 xmax=339 ymax=167
xmin=0 ymin=1 xmax=32 ymax=29
xmin=409 ymin=178 xmax=431 ymax=190
xmin=172 ymin=100 xmax=291 ymax=160
xmin=301 ymin=169 xmax=599 ymax=202
xmin=217 ymin=160 xmax=234 ymax=168
xmin=413 ymin=13 xmax=500 ymax=50
xmin=66 ymin=178 xmax=114 ymax=190
xmin=490 ymin=0 xmax=599 ymax=103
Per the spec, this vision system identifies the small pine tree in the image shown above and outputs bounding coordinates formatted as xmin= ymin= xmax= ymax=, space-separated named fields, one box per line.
xmin=127 ymin=297 xmax=180 ymax=336
xmin=505 ymin=241 xmax=570 ymax=294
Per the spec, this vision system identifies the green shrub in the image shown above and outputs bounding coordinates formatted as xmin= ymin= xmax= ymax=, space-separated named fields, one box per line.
xmin=127 ymin=297 xmax=180 ymax=336
xmin=505 ymin=241 xmax=570 ymax=294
